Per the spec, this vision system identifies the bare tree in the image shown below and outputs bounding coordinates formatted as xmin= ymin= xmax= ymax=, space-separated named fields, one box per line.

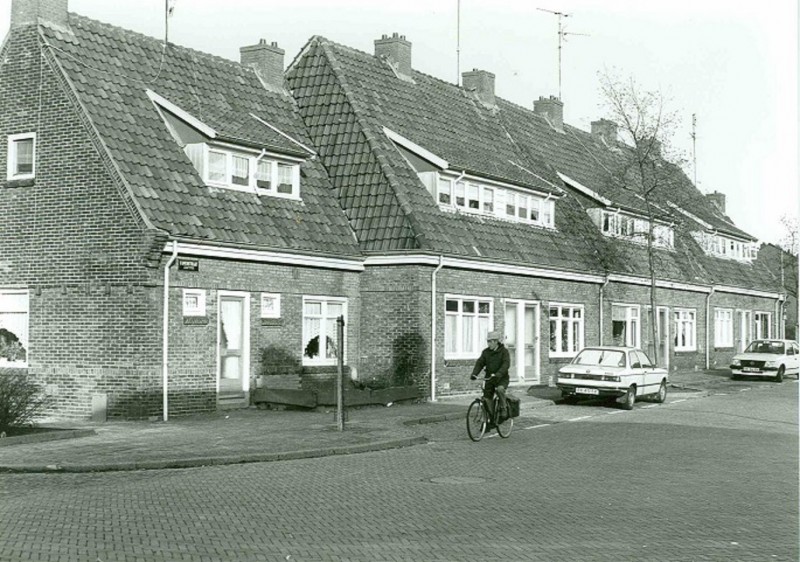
xmin=598 ymin=71 xmax=687 ymax=365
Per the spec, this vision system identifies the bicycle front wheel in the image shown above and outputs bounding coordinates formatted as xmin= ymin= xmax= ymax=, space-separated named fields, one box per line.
xmin=466 ymin=400 xmax=488 ymax=442
xmin=496 ymin=413 xmax=513 ymax=438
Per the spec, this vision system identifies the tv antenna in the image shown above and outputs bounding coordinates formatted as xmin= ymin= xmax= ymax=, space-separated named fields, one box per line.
xmin=691 ymin=113 xmax=698 ymax=188
xmin=537 ymin=8 xmax=589 ymax=99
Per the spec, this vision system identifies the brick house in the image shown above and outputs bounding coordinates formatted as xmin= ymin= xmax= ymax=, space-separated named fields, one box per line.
xmin=0 ymin=1 xmax=786 ymax=420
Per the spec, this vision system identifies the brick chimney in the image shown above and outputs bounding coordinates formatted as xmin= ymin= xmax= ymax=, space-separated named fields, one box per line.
xmin=591 ymin=119 xmax=618 ymax=143
xmin=705 ymin=191 xmax=726 ymax=214
xmin=240 ymin=39 xmax=285 ymax=92
xmin=11 ymin=0 xmax=68 ymax=29
xmin=462 ymin=69 xmax=495 ymax=107
xmin=374 ymin=33 xmax=412 ymax=77
xmin=533 ymin=95 xmax=563 ymax=131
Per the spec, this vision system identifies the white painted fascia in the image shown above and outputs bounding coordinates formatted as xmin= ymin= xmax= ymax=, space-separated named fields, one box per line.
xmin=606 ymin=273 xmax=712 ymax=294
xmin=383 ymin=127 xmax=449 ymax=170
xmin=364 ymin=254 xmax=605 ymax=284
xmin=164 ymin=242 xmax=364 ymax=272
xmin=713 ymin=285 xmax=783 ymax=300
xmin=146 ymin=90 xmax=217 ymax=139
xmin=557 ymin=172 xmax=611 ymax=206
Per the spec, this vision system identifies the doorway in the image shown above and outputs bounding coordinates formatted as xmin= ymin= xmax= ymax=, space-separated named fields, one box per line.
xmin=504 ymin=300 xmax=540 ymax=384
xmin=656 ymin=306 xmax=670 ymax=370
xmin=217 ymin=291 xmax=250 ymax=396
xmin=738 ymin=310 xmax=752 ymax=352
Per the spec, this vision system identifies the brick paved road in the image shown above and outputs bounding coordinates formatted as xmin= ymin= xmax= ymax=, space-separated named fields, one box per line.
xmin=1 ymin=382 xmax=796 ymax=561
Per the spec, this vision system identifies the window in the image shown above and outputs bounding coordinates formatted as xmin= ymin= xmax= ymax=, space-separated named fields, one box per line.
xmin=549 ymin=304 xmax=584 ymax=357
xmin=260 ymin=293 xmax=281 ymax=319
xmin=673 ymin=309 xmax=696 ymax=351
xmin=482 ymin=187 xmax=494 ymax=213
xmin=444 ymin=296 xmax=492 ymax=359
xmin=714 ymin=308 xmax=733 ymax=348
xmin=454 ymin=181 xmax=466 ymax=207
xmin=302 ymin=297 xmax=346 ymax=365
xmin=0 ymin=290 xmax=29 ymax=366
xmin=692 ymin=232 xmax=757 ymax=262
xmin=467 ymin=183 xmax=480 ymax=210
xmin=185 ymin=143 xmax=301 ymax=198
xmin=611 ymin=304 xmax=640 ymax=348
xmin=754 ymin=312 xmax=771 ymax=340
xmin=599 ymin=210 xmax=673 ymax=249
xmin=7 ymin=133 xmax=35 ymax=181
xmin=437 ymin=178 xmax=452 ymax=205
xmin=182 ymin=289 xmax=206 ymax=316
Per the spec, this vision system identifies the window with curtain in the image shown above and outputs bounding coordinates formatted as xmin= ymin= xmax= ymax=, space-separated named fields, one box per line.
xmin=444 ymin=296 xmax=492 ymax=359
xmin=612 ymin=304 xmax=640 ymax=348
xmin=231 ymin=155 xmax=250 ymax=186
xmin=7 ymin=133 xmax=35 ymax=180
xmin=673 ymin=309 xmax=696 ymax=351
xmin=549 ymin=304 xmax=583 ymax=357
xmin=0 ymin=290 xmax=29 ymax=366
xmin=714 ymin=308 xmax=733 ymax=347
xmin=302 ymin=297 xmax=347 ymax=365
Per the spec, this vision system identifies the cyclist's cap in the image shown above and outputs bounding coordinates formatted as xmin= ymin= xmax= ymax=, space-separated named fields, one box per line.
xmin=487 ymin=330 xmax=502 ymax=341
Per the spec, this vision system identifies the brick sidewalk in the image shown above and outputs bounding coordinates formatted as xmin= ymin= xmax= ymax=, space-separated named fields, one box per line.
xmin=0 ymin=368 xmax=723 ymax=473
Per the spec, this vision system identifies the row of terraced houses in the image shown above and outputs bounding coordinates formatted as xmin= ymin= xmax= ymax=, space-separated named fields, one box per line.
xmin=0 ymin=0 xmax=791 ymax=419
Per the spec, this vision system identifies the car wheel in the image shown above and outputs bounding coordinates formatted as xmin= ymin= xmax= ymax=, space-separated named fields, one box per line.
xmin=562 ymin=393 xmax=578 ymax=405
xmin=775 ymin=365 xmax=785 ymax=383
xmin=730 ymin=373 xmax=739 ymax=381
xmin=621 ymin=386 xmax=636 ymax=410
xmin=654 ymin=380 xmax=667 ymax=403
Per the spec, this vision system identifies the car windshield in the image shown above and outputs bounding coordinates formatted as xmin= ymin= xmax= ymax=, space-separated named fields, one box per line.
xmin=744 ymin=341 xmax=785 ymax=354
xmin=572 ymin=349 xmax=625 ymax=368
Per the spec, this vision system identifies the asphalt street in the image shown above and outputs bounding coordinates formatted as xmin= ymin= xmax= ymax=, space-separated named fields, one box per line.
xmin=0 ymin=381 xmax=797 ymax=561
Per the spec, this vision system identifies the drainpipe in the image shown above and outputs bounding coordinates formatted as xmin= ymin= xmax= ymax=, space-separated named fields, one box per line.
xmin=162 ymin=240 xmax=178 ymax=422
xmin=775 ymin=296 xmax=783 ymax=339
xmin=430 ymin=255 xmax=445 ymax=402
xmin=705 ymin=287 xmax=715 ymax=370
xmin=599 ymin=276 xmax=609 ymax=345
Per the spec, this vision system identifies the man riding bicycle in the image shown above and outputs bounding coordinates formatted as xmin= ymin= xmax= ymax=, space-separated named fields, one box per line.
xmin=470 ymin=330 xmax=510 ymax=421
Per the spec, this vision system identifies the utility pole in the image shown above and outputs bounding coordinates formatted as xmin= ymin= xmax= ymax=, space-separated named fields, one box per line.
xmin=456 ymin=0 xmax=461 ymax=85
xmin=691 ymin=113 xmax=698 ymax=188
xmin=537 ymin=8 xmax=588 ymax=100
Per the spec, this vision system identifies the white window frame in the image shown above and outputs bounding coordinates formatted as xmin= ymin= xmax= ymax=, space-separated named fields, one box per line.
xmin=444 ymin=295 xmax=494 ymax=360
xmin=754 ymin=311 xmax=772 ymax=340
xmin=7 ymin=132 xmax=36 ymax=181
xmin=189 ymin=143 xmax=301 ymax=199
xmin=0 ymin=289 xmax=30 ymax=367
xmin=611 ymin=303 xmax=640 ymax=348
xmin=182 ymin=289 xmax=206 ymax=317
xmin=302 ymin=296 xmax=347 ymax=366
xmin=674 ymin=308 xmax=697 ymax=352
xmin=549 ymin=303 xmax=584 ymax=358
xmin=260 ymin=293 xmax=281 ymax=319
xmin=714 ymin=308 xmax=734 ymax=348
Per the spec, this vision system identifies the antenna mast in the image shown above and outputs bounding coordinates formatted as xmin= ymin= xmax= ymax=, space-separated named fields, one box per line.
xmin=457 ymin=0 xmax=461 ymax=85
xmin=537 ymin=8 xmax=588 ymax=100
xmin=691 ymin=113 xmax=698 ymax=188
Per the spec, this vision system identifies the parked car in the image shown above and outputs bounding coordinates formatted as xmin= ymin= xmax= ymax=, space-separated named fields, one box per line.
xmin=729 ymin=339 xmax=799 ymax=382
xmin=557 ymin=347 xmax=669 ymax=410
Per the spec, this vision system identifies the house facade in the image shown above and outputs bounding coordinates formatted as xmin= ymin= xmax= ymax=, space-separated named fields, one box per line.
xmin=0 ymin=0 xmax=786 ymax=420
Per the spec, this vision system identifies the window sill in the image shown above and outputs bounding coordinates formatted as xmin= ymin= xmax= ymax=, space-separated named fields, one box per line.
xmin=674 ymin=348 xmax=697 ymax=353
xmin=5 ymin=177 xmax=35 ymax=188
xmin=183 ymin=315 xmax=209 ymax=325
xmin=260 ymin=317 xmax=283 ymax=326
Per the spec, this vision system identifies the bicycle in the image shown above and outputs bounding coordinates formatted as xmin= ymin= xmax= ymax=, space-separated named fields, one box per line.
xmin=466 ymin=378 xmax=513 ymax=441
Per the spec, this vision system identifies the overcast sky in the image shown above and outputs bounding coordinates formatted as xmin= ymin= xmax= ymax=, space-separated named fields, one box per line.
xmin=2 ymin=0 xmax=796 ymax=245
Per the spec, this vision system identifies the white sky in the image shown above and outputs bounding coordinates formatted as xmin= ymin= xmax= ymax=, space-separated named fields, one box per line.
xmin=1 ymin=0 xmax=796 ymax=245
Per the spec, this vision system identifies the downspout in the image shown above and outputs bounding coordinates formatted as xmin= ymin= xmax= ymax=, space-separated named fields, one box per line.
xmin=776 ymin=296 xmax=783 ymax=339
xmin=430 ymin=255 xmax=445 ymax=402
xmin=599 ymin=276 xmax=609 ymax=345
xmin=162 ymin=240 xmax=178 ymax=422
xmin=705 ymin=287 xmax=715 ymax=370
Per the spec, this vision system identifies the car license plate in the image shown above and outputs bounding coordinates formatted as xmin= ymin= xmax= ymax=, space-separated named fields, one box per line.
xmin=576 ymin=387 xmax=599 ymax=395
xmin=742 ymin=367 xmax=761 ymax=372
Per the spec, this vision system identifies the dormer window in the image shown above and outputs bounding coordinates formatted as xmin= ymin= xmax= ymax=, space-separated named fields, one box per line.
xmin=185 ymin=143 xmax=301 ymax=199
xmin=691 ymin=232 xmax=757 ymax=262
xmin=7 ymin=133 xmax=35 ymax=181
xmin=588 ymin=208 xmax=674 ymax=249
xmin=433 ymin=172 xmax=555 ymax=228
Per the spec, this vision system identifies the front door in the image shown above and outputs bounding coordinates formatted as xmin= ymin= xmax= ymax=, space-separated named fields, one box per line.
xmin=656 ymin=306 xmax=670 ymax=370
xmin=738 ymin=310 xmax=752 ymax=352
xmin=504 ymin=300 xmax=540 ymax=384
xmin=218 ymin=292 xmax=250 ymax=396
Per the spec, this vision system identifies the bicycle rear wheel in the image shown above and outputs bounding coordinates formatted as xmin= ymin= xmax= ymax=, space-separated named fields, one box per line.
xmin=466 ymin=400 xmax=488 ymax=441
xmin=496 ymin=412 xmax=513 ymax=438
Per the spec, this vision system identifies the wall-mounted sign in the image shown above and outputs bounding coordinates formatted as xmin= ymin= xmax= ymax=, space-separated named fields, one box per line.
xmin=178 ymin=258 xmax=199 ymax=271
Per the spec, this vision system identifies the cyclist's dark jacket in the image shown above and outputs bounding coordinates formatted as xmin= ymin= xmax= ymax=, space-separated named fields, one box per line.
xmin=471 ymin=343 xmax=510 ymax=385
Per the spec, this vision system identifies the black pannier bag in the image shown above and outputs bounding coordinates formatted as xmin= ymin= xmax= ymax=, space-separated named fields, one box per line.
xmin=506 ymin=395 xmax=521 ymax=418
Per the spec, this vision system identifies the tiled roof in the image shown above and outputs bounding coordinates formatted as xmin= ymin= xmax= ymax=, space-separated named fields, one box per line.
xmin=288 ymin=37 xmax=604 ymax=272
xmin=38 ymin=15 xmax=361 ymax=257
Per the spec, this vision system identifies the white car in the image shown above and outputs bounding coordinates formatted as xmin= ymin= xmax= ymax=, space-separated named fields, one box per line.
xmin=730 ymin=339 xmax=799 ymax=382
xmin=557 ymin=346 xmax=669 ymax=410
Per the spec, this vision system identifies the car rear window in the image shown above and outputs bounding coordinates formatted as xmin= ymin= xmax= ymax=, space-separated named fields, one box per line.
xmin=744 ymin=341 xmax=785 ymax=354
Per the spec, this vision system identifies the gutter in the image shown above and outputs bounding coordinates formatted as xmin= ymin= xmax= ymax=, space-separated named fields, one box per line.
xmin=162 ymin=240 xmax=178 ymax=422
xmin=430 ymin=256 xmax=445 ymax=402
xmin=705 ymin=287 xmax=715 ymax=370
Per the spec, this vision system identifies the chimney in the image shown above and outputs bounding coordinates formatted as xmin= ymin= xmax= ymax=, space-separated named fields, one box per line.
xmin=591 ymin=119 xmax=618 ymax=143
xmin=705 ymin=191 xmax=726 ymax=214
xmin=462 ymin=69 xmax=495 ymax=107
xmin=11 ymin=0 xmax=68 ymax=29
xmin=374 ymin=33 xmax=412 ymax=77
xmin=240 ymin=39 xmax=285 ymax=92
xmin=533 ymin=95 xmax=563 ymax=131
